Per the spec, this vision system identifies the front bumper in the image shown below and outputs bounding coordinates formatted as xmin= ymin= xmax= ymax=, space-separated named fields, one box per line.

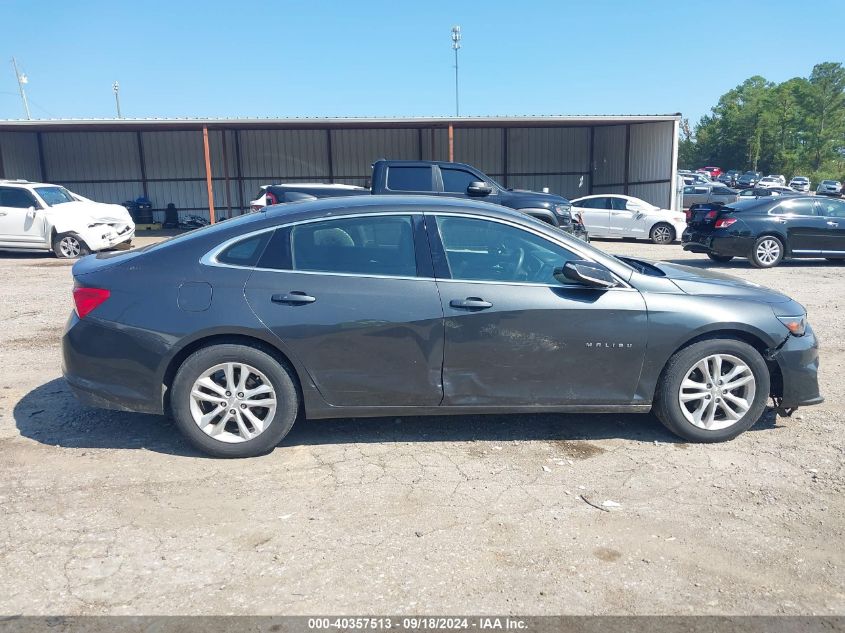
xmin=80 ymin=224 xmax=135 ymax=252
xmin=770 ymin=324 xmax=823 ymax=409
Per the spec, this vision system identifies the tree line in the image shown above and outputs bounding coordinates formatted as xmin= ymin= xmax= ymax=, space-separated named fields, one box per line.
xmin=679 ymin=62 xmax=845 ymax=183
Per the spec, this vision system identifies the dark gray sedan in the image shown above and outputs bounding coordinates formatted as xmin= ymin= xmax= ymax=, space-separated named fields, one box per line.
xmin=63 ymin=196 xmax=822 ymax=457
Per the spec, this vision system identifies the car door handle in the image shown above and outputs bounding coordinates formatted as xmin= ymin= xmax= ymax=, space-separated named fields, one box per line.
xmin=450 ymin=297 xmax=493 ymax=310
xmin=271 ymin=291 xmax=316 ymax=305
xmin=827 ymin=221 xmax=839 ymax=227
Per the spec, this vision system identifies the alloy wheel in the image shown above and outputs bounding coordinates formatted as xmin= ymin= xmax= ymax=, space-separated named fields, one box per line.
xmin=189 ymin=362 xmax=277 ymax=443
xmin=755 ymin=238 xmax=781 ymax=266
xmin=59 ymin=236 xmax=82 ymax=258
xmin=652 ymin=225 xmax=673 ymax=244
xmin=677 ymin=354 xmax=756 ymax=430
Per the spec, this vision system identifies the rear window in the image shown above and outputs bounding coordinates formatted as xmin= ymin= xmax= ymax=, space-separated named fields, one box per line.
xmin=386 ymin=166 xmax=432 ymax=192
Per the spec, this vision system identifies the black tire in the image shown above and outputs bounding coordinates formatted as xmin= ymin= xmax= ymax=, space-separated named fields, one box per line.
xmin=650 ymin=223 xmax=675 ymax=245
xmin=170 ymin=344 xmax=300 ymax=458
xmin=654 ymin=338 xmax=770 ymax=443
xmin=707 ymin=253 xmax=734 ymax=263
xmin=749 ymin=235 xmax=784 ymax=268
xmin=52 ymin=233 xmax=90 ymax=259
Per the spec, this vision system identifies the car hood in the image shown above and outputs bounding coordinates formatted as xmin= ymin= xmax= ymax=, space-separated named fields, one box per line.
xmin=650 ymin=261 xmax=793 ymax=304
xmin=46 ymin=200 xmax=134 ymax=224
xmin=503 ymin=189 xmax=571 ymax=207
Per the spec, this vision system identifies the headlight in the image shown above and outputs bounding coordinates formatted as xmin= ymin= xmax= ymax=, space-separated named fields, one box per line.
xmin=777 ymin=314 xmax=806 ymax=336
xmin=554 ymin=203 xmax=572 ymax=216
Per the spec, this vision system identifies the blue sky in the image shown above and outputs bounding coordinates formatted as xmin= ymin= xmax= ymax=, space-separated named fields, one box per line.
xmin=2 ymin=0 xmax=842 ymax=124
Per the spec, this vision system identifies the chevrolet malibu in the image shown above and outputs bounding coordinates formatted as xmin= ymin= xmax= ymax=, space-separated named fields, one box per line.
xmin=63 ymin=196 xmax=822 ymax=457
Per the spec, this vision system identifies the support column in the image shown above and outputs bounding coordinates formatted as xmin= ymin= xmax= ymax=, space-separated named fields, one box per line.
xmin=202 ymin=126 xmax=216 ymax=224
xmin=221 ymin=130 xmax=233 ymax=218
xmin=624 ymin=124 xmax=631 ymax=195
xmin=448 ymin=124 xmax=454 ymax=162
xmin=136 ymin=131 xmax=148 ymax=199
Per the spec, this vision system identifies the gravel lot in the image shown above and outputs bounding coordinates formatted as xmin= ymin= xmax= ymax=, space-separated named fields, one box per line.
xmin=0 ymin=234 xmax=842 ymax=615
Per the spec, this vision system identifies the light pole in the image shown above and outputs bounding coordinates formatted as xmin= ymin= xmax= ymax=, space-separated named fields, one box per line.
xmin=451 ymin=26 xmax=461 ymax=117
xmin=11 ymin=57 xmax=31 ymax=120
xmin=113 ymin=81 xmax=122 ymax=119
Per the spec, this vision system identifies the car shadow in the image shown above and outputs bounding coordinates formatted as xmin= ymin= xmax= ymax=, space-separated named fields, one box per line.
xmin=14 ymin=378 xmax=780 ymax=457
xmin=662 ymin=257 xmax=841 ymax=270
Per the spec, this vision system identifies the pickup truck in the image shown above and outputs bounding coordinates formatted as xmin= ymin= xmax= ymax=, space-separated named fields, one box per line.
xmin=254 ymin=159 xmax=589 ymax=241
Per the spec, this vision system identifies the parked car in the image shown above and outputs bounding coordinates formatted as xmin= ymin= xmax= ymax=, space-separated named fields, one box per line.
xmin=249 ymin=183 xmax=369 ymax=211
xmin=0 ymin=180 xmax=134 ymax=258
xmin=683 ymin=184 xmax=738 ymax=208
xmin=683 ymin=173 xmax=712 ymax=185
xmin=570 ymin=194 xmax=687 ymax=244
xmin=736 ymin=171 xmax=763 ymax=188
xmin=757 ymin=176 xmax=783 ymax=188
xmin=723 ymin=170 xmax=742 ymax=187
xmin=816 ymin=180 xmax=842 ymax=196
xmin=682 ymin=195 xmax=845 ymax=268
xmin=768 ymin=175 xmax=786 ymax=186
xmin=63 ymin=195 xmax=822 ymax=457
xmin=788 ymin=176 xmax=811 ymax=192
xmin=737 ymin=187 xmax=799 ymax=201
xmin=700 ymin=166 xmax=723 ymax=179
xmin=258 ymin=160 xmax=589 ymax=241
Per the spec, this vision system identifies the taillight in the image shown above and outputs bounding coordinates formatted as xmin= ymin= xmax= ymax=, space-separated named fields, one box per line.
xmin=714 ymin=218 xmax=737 ymax=229
xmin=705 ymin=210 xmax=719 ymax=221
xmin=265 ymin=191 xmax=278 ymax=205
xmin=73 ymin=287 xmax=110 ymax=318
xmin=684 ymin=209 xmax=692 ymax=222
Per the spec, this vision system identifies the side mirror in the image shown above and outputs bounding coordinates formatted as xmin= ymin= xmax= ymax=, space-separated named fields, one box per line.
xmin=27 ymin=206 xmax=38 ymax=218
xmin=554 ymin=260 xmax=619 ymax=289
xmin=467 ymin=181 xmax=493 ymax=197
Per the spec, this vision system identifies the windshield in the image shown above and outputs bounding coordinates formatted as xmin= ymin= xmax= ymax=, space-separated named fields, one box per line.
xmin=35 ymin=186 xmax=76 ymax=207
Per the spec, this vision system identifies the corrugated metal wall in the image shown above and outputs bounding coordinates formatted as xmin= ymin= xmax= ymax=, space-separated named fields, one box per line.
xmin=0 ymin=120 xmax=677 ymax=220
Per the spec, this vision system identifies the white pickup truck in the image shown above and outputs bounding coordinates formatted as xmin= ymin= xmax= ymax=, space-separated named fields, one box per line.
xmin=0 ymin=180 xmax=135 ymax=258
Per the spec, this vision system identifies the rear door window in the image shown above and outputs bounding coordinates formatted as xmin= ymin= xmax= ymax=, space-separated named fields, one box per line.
xmin=816 ymin=198 xmax=845 ymax=218
xmin=772 ymin=199 xmax=817 ymax=216
xmin=290 ymin=215 xmax=417 ymax=277
xmin=386 ymin=166 xmax=434 ymax=192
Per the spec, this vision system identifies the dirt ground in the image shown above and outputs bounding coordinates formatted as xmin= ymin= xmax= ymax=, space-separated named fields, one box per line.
xmin=0 ymin=234 xmax=842 ymax=616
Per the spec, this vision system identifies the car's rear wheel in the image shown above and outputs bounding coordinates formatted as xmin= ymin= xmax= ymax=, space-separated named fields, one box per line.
xmin=52 ymin=233 xmax=90 ymax=259
xmin=650 ymin=223 xmax=675 ymax=245
xmin=170 ymin=344 xmax=299 ymax=458
xmin=654 ymin=338 xmax=770 ymax=442
xmin=707 ymin=253 xmax=734 ymax=263
xmin=749 ymin=235 xmax=784 ymax=268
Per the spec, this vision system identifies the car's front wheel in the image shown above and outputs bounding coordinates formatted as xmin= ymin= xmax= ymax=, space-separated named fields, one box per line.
xmin=749 ymin=235 xmax=784 ymax=268
xmin=170 ymin=343 xmax=300 ymax=458
xmin=52 ymin=233 xmax=90 ymax=259
xmin=654 ymin=338 xmax=770 ymax=442
xmin=650 ymin=223 xmax=675 ymax=245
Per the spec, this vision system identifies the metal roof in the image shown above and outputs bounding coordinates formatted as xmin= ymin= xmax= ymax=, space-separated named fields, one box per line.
xmin=0 ymin=114 xmax=681 ymax=132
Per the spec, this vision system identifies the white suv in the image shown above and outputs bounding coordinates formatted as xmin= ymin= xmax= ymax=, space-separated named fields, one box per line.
xmin=0 ymin=180 xmax=135 ymax=258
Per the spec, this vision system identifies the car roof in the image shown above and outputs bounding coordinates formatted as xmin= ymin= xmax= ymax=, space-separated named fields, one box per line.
xmin=261 ymin=193 xmax=528 ymax=223
xmin=0 ymin=180 xmax=52 ymax=188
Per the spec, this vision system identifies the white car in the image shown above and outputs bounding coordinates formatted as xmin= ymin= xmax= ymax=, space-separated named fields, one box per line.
xmin=570 ymin=194 xmax=687 ymax=244
xmin=757 ymin=176 xmax=782 ymax=188
xmin=788 ymin=176 xmax=810 ymax=192
xmin=0 ymin=180 xmax=135 ymax=258
xmin=768 ymin=174 xmax=786 ymax=186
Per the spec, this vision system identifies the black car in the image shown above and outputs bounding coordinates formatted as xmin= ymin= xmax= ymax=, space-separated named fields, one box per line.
xmin=683 ymin=196 xmax=845 ymax=267
xmin=63 ymin=196 xmax=822 ymax=457
xmin=736 ymin=171 xmax=763 ymax=189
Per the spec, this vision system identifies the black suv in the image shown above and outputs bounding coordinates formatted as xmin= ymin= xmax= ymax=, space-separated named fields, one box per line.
xmin=683 ymin=196 xmax=845 ymax=268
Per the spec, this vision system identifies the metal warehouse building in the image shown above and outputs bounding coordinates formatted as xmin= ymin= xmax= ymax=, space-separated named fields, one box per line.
xmin=0 ymin=115 xmax=680 ymax=221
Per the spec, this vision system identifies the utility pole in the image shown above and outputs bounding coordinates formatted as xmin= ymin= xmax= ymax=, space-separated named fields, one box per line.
xmin=11 ymin=57 xmax=31 ymax=120
xmin=451 ymin=26 xmax=461 ymax=117
xmin=113 ymin=81 xmax=122 ymax=118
